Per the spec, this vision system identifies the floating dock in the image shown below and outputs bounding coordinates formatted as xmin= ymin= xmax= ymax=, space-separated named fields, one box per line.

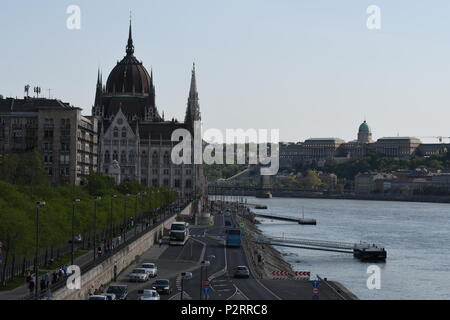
xmin=254 ymin=236 xmax=387 ymax=262
xmin=254 ymin=213 xmax=317 ymax=225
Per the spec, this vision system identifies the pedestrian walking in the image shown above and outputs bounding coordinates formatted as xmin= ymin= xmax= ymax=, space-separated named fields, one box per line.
xmin=44 ymin=273 xmax=50 ymax=288
xmin=28 ymin=279 xmax=35 ymax=295
xmin=51 ymin=272 xmax=58 ymax=284
xmin=158 ymin=238 xmax=162 ymax=248
xmin=40 ymin=278 xmax=46 ymax=291
xmin=25 ymin=271 xmax=32 ymax=284
xmin=97 ymin=246 xmax=102 ymax=257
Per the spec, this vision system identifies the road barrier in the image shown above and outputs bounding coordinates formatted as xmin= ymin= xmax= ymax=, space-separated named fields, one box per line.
xmin=271 ymin=270 xmax=310 ymax=280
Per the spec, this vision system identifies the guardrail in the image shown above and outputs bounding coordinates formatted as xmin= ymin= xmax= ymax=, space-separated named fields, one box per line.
xmin=254 ymin=235 xmax=356 ymax=250
xmin=316 ymin=275 xmax=348 ymax=300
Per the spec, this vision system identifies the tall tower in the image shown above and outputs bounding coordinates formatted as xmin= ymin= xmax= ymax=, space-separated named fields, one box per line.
xmin=185 ymin=63 xmax=201 ymax=127
xmin=92 ymin=68 xmax=103 ymax=117
xmin=357 ymin=120 xmax=372 ymax=143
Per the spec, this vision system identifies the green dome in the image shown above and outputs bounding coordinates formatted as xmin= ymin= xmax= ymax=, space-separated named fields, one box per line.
xmin=359 ymin=121 xmax=370 ymax=133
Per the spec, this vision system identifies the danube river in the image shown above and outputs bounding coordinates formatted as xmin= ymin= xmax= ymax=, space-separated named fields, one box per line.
xmin=244 ymin=196 xmax=450 ymax=300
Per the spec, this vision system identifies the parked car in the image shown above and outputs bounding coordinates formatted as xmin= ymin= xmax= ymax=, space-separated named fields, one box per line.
xmin=129 ymin=268 xmax=150 ymax=282
xmin=101 ymin=293 xmax=116 ymax=300
xmin=234 ymin=266 xmax=250 ymax=278
xmin=68 ymin=234 xmax=82 ymax=244
xmin=152 ymin=279 xmax=172 ymax=295
xmin=141 ymin=263 xmax=158 ymax=278
xmin=106 ymin=285 xmax=128 ymax=300
xmin=88 ymin=295 xmax=108 ymax=300
xmin=138 ymin=289 xmax=160 ymax=300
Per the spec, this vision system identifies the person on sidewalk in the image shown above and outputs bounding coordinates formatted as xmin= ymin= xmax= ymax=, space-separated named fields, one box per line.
xmin=40 ymin=278 xmax=46 ymax=292
xmin=25 ymin=271 xmax=32 ymax=284
xmin=51 ymin=271 xmax=58 ymax=284
xmin=44 ymin=273 xmax=50 ymax=288
xmin=28 ymin=279 xmax=35 ymax=295
xmin=159 ymin=238 xmax=163 ymax=248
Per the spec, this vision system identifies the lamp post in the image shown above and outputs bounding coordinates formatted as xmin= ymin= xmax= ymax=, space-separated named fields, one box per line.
xmin=134 ymin=193 xmax=140 ymax=236
xmin=110 ymin=195 xmax=117 ymax=251
xmin=71 ymin=199 xmax=81 ymax=266
xmin=141 ymin=191 xmax=147 ymax=230
xmin=93 ymin=196 xmax=101 ymax=261
xmin=123 ymin=194 xmax=130 ymax=242
xmin=35 ymin=201 xmax=46 ymax=300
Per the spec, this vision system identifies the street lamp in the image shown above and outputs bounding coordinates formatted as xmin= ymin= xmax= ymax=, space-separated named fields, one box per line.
xmin=35 ymin=201 xmax=46 ymax=300
xmin=123 ymin=194 xmax=130 ymax=241
xmin=93 ymin=196 xmax=101 ymax=261
xmin=134 ymin=193 xmax=140 ymax=236
xmin=110 ymin=195 xmax=117 ymax=251
xmin=71 ymin=199 xmax=81 ymax=266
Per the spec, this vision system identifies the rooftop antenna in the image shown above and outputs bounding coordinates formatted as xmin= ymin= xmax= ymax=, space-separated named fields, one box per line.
xmin=33 ymin=86 xmax=41 ymax=98
xmin=24 ymin=85 xmax=30 ymax=97
xmin=48 ymin=88 xmax=52 ymax=99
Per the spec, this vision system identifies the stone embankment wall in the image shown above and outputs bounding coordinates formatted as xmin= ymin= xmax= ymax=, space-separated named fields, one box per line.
xmin=237 ymin=210 xmax=295 ymax=280
xmin=53 ymin=205 xmax=192 ymax=300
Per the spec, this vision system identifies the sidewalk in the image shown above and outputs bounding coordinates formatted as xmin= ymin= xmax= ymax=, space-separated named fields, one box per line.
xmin=0 ymin=219 xmax=165 ymax=300
xmin=0 ymin=248 xmax=95 ymax=301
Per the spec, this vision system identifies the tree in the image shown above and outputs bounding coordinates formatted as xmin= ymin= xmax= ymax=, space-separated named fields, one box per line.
xmin=302 ymin=170 xmax=322 ymax=189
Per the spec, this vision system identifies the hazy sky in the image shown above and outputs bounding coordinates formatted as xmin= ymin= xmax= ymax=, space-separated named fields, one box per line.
xmin=1 ymin=1 xmax=450 ymax=143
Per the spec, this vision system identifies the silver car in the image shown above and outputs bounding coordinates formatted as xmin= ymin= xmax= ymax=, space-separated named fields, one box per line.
xmin=141 ymin=263 xmax=158 ymax=278
xmin=129 ymin=268 xmax=150 ymax=282
xmin=234 ymin=266 xmax=250 ymax=278
xmin=138 ymin=289 xmax=160 ymax=301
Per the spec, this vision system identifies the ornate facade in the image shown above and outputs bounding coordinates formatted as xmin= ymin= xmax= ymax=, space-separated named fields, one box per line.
xmin=93 ymin=22 xmax=205 ymax=198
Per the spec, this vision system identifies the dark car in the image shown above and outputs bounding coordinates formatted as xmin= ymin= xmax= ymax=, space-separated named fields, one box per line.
xmin=234 ymin=266 xmax=250 ymax=278
xmin=106 ymin=284 xmax=128 ymax=300
xmin=152 ymin=279 xmax=172 ymax=295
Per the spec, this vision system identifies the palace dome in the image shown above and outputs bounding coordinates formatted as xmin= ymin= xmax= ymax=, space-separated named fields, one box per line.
xmin=105 ymin=23 xmax=151 ymax=95
xmin=359 ymin=121 xmax=371 ymax=133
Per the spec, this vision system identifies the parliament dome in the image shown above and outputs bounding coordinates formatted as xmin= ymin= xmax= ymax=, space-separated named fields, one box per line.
xmin=105 ymin=23 xmax=151 ymax=95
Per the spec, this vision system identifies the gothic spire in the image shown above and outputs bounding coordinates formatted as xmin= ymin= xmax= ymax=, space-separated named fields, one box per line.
xmin=126 ymin=17 xmax=134 ymax=56
xmin=189 ymin=62 xmax=198 ymax=99
xmin=96 ymin=68 xmax=102 ymax=87
xmin=185 ymin=63 xmax=201 ymax=124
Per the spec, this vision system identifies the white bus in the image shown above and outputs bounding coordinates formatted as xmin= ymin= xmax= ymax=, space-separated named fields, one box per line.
xmin=169 ymin=222 xmax=190 ymax=246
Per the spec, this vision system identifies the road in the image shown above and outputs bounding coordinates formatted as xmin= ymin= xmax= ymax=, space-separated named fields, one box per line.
xmin=112 ymin=205 xmax=348 ymax=300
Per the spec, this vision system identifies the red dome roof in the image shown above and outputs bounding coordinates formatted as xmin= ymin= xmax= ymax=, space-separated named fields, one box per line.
xmin=105 ymin=55 xmax=151 ymax=95
xmin=105 ymin=22 xmax=151 ymax=95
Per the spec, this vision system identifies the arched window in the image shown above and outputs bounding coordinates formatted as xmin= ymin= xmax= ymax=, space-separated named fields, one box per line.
xmin=113 ymin=127 xmax=119 ymax=138
xmin=122 ymin=127 xmax=127 ymax=138
xmin=163 ymin=151 xmax=170 ymax=165
xmin=104 ymin=151 xmax=110 ymax=163
xmin=152 ymin=151 xmax=159 ymax=166
xmin=121 ymin=151 xmax=127 ymax=164
xmin=113 ymin=151 xmax=118 ymax=161
xmin=129 ymin=151 xmax=135 ymax=163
